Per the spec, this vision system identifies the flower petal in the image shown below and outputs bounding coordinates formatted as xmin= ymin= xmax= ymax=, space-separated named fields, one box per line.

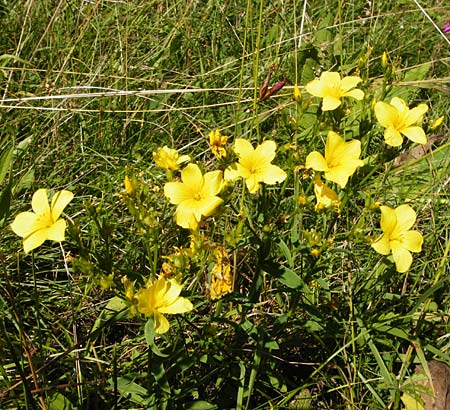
xmin=391 ymin=246 xmax=413 ymax=273
xmin=322 ymin=96 xmax=342 ymax=111
xmin=254 ymin=140 xmax=277 ymax=163
xmin=23 ymin=228 xmax=49 ymax=253
xmin=31 ymin=189 xmax=50 ymax=215
xmin=159 ymin=297 xmax=193 ymax=314
xmin=379 ymin=205 xmax=397 ymax=234
xmin=343 ymin=89 xmax=364 ymax=101
xmin=261 ymin=164 xmax=286 ymax=185
xmin=375 ymin=101 xmax=397 ymax=128
xmin=233 ymin=138 xmax=254 ymax=159
xmin=371 ymin=234 xmax=391 ymax=255
xmin=46 ymin=219 xmax=67 ymax=242
xmin=11 ymin=212 xmax=39 ymax=237
xmin=50 ymin=190 xmax=74 ymax=220
xmin=384 ymin=127 xmax=404 ymax=147
xmin=394 ymin=204 xmax=416 ymax=231
xmin=153 ymin=312 xmax=170 ymax=334
xmin=405 ymin=104 xmax=428 ymax=126
xmin=305 ymin=79 xmax=325 ymax=98
xmin=402 ymin=230 xmax=423 ymax=253
xmin=305 ymin=151 xmax=328 ymax=172
xmin=164 ymin=181 xmax=193 ymax=205
xmin=340 ymin=76 xmax=362 ymax=91
xmin=401 ymin=126 xmax=427 ymax=144
xmin=201 ymin=170 xmax=223 ymax=197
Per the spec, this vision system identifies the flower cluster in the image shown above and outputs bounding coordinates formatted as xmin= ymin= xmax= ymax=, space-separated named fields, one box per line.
xmin=10 ymin=67 xmax=432 ymax=337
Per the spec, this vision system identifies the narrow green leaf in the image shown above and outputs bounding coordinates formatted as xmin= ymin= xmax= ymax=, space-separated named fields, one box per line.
xmin=144 ymin=318 xmax=169 ymax=357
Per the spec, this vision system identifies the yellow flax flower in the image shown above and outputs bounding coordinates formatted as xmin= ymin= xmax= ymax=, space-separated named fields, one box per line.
xmin=210 ymin=247 xmax=233 ymax=300
xmin=209 ymin=129 xmax=228 ymax=158
xmin=153 ymin=146 xmax=190 ymax=171
xmin=305 ymin=71 xmax=364 ymax=111
xmin=164 ymin=163 xmax=223 ymax=230
xmin=374 ymin=97 xmax=428 ymax=147
xmin=371 ymin=204 xmax=423 ymax=273
xmin=313 ymin=177 xmax=340 ymax=210
xmin=136 ymin=276 xmax=193 ymax=334
xmin=11 ymin=189 xmax=74 ymax=253
xmin=305 ymin=131 xmax=364 ymax=188
xmin=224 ymin=139 xmax=287 ymax=194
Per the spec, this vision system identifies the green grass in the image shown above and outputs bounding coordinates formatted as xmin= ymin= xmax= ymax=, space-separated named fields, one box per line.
xmin=1 ymin=1 xmax=449 ymax=409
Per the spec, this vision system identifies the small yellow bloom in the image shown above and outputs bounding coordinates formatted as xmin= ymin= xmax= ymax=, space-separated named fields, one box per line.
xmin=135 ymin=276 xmax=193 ymax=334
xmin=124 ymin=175 xmax=135 ymax=195
xmin=430 ymin=115 xmax=444 ymax=130
xmin=371 ymin=204 xmax=423 ymax=273
xmin=153 ymin=146 xmax=190 ymax=171
xmin=224 ymin=139 xmax=287 ymax=193
xmin=209 ymin=129 xmax=228 ymax=158
xmin=305 ymin=71 xmax=364 ymax=111
xmin=293 ymin=83 xmax=302 ymax=103
xmin=310 ymin=248 xmax=320 ymax=258
xmin=374 ymin=97 xmax=428 ymax=147
xmin=11 ymin=189 xmax=74 ymax=253
xmin=305 ymin=131 xmax=364 ymax=188
xmin=210 ymin=247 xmax=233 ymax=300
xmin=164 ymin=163 xmax=223 ymax=230
xmin=313 ymin=177 xmax=340 ymax=210
xmin=381 ymin=51 xmax=388 ymax=69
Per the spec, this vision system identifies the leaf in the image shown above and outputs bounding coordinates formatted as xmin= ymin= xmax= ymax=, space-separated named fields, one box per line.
xmin=262 ymin=261 xmax=306 ymax=290
xmin=47 ymin=392 xmax=74 ymax=410
xmin=144 ymin=318 xmax=169 ymax=357
xmin=91 ymin=296 xmax=128 ymax=334
xmin=0 ymin=143 xmax=13 ymax=186
xmin=113 ymin=376 xmax=149 ymax=405
xmin=183 ymin=401 xmax=218 ymax=410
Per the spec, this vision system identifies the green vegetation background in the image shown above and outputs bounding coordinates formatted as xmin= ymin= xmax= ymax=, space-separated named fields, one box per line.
xmin=0 ymin=1 xmax=449 ymax=409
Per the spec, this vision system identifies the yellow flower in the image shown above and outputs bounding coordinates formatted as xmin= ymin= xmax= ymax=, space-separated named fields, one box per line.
xmin=305 ymin=71 xmax=364 ymax=111
xmin=124 ymin=175 xmax=135 ymax=195
xmin=11 ymin=189 xmax=74 ymax=253
xmin=371 ymin=204 xmax=423 ymax=273
xmin=313 ymin=177 xmax=340 ymax=210
xmin=224 ymin=139 xmax=287 ymax=194
xmin=293 ymin=83 xmax=302 ymax=103
xmin=430 ymin=115 xmax=444 ymax=130
xmin=305 ymin=131 xmax=364 ymax=188
xmin=153 ymin=146 xmax=190 ymax=171
xmin=164 ymin=163 xmax=223 ymax=230
xmin=210 ymin=247 xmax=233 ymax=300
xmin=209 ymin=129 xmax=228 ymax=158
xmin=135 ymin=276 xmax=193 ymax=334
xmin=374 ymin=97 xmax=428 ymax=147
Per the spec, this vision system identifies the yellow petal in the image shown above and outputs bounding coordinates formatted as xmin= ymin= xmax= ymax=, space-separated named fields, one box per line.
xmin=343 ymin=89 xmax=364 ymax=101
xmin=46 ymin=219 xmax=67 ymax=242
xmin=175 ymin=206 xmax=198 ymax=229
xmin=375 ymin=101 xmax=398 ymax=128
xmin=402 ymin=230 xmax=423 ymax=253
xmin=371 ymin=234 xmax=391 ymax=255
xmin=379 ymin=206 xmax=397 ymax=234
xmin=31 ymin=189 xmax=50 ymax=215
xmin=324 ymin=165 xmax=353 ymax=188
xmin=305 ymin=151 xmax=328 ymax=172
xmin=224 ymin=163 xmax=241 ymax=181
xmin=384 ymin=127 xmax=404 ymax=147
xmin=159 ymin=297 xmax=193 ymax=314
xmin=261 ymin=164 xmax=287 ymax=185
xmin=164 ymin=181 xmax=193 ymax=205
xmin=195 ymin=197 xmax=223 ymax=217
xmin=50 ymin=190 xmax=74 ymax=220
xmin=401 ymin=126 xmax=427 ymax=144
xmin=11 ymin=212 xmax=39 ymax=237
xmin=322 ymin=96 xmax=342 ymax=111
xmin=201 ymin=170 xmax=223 ymax=197
xmin=233 ymin=138 xmax=254 ymax=159
xmin=153 ymin=312 xmax=170 ymax=334
xmin=394 ymin=204 xmax=416 ymax=231
xmin=405 ymin=104 xmax=428 ymax=125
xmin=23 ymin=228 xmax=49 ymax=254
xmin=305 ymin=79 xmax=324 ymax=97
xmin=340 ymin=76 xmax=362 ymax=91
xmin=254 ymin=140 xmax=277 ymax=163
xmin=391 ymin=246 xmax=413 ymax=273
xmin=181 ymin=164 xmax=203 ymax=188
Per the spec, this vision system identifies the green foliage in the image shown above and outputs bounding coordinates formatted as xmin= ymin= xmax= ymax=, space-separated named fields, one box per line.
xmin=1 ymin=1 xmax=449 ymax=409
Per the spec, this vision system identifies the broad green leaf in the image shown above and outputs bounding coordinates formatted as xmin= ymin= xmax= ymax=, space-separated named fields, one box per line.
xmin=183 ymin=401 xmax=218 ymax=410
xmin=113 ymin=376 xmax=149 ymax=405
xmin=91 ymin=296 xmax=128 ymax=334
xmin=401 ymin=392 xmax=424 ymax=410
xmin=47 ymin=392 xmax=74 ymax=410
xmin=144 ymin=318 xmax=169 ymax=357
